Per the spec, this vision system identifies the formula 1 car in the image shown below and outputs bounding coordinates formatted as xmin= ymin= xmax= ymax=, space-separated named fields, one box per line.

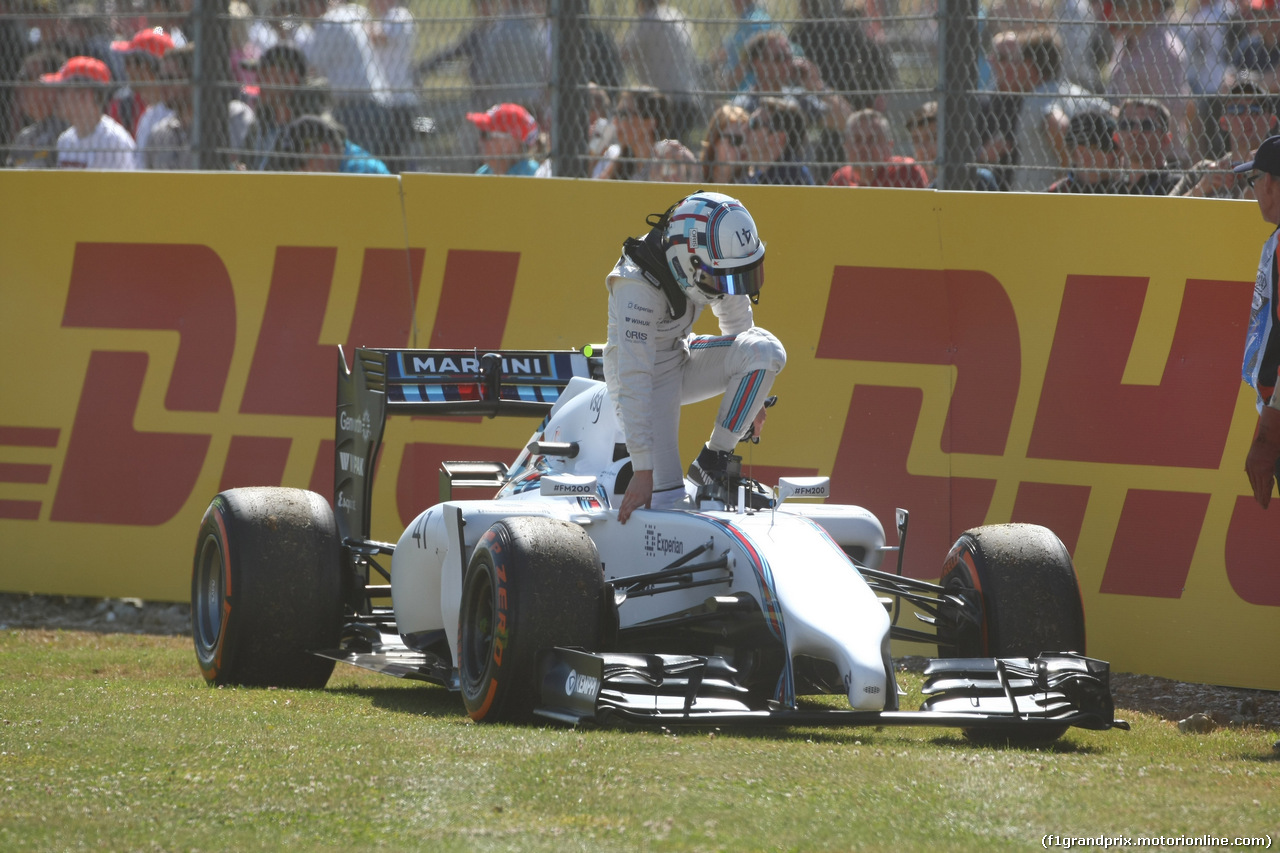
xmin=191 ymin=346 xmax=1127 ymax=743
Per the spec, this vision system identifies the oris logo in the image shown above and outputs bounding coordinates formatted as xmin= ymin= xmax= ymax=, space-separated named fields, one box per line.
xmin=625 ymin=330 xmax=648 ymax=342
xmin=643 ymin=524 xmax=684 ymax=557
xmin=564 ymin=669 xmax=600 ymax=699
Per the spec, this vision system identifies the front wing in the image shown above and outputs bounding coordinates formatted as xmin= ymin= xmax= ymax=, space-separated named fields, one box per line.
xmin=534 ymin=648 xmax=1129 ymax=733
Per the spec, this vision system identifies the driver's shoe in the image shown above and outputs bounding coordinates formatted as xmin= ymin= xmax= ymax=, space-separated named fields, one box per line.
xmin=687 ymin=445 xmax=737 ymax=487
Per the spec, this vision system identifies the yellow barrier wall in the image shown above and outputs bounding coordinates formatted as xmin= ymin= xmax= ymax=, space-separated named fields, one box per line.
xmin=1 ymin=171 xmax=1276 ymax=690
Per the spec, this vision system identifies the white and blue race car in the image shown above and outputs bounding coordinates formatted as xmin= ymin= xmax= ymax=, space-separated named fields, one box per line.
xmin=191 ymin=346 xmax=1126 ymax=744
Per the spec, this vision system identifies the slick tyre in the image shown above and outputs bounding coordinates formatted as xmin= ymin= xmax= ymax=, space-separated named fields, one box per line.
xmin=939 ymin=523 xmax=1086 ymax=746
xmin=940 ymin=523 xmax=1085 ymax=659
xmin=192 ymin=488 xmax=343 ymax=688
xmin=459 ymin=517 xmax=605 ymax=723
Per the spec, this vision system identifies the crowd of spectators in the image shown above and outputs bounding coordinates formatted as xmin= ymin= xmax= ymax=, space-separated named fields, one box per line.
xmin=3 ymin=0 xmax=1279 ymax=196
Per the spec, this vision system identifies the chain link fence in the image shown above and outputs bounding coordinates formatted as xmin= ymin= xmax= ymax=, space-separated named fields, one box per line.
xmin=1 ymin=0 xmax=1274 ymax=193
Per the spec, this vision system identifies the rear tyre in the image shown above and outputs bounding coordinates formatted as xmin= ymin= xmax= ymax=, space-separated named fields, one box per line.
xmin=938 ymin=523 xmax=1086 ymax=745
xmin=192 ymin=487 xmax=343 ymax=688
xmin=459 ymin=517 xmax=605 ymax=723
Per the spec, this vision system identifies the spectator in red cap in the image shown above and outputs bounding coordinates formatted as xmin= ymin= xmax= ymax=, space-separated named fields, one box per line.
xmin=109 ymin=28 xmax=175 ymax=167
xmin=828 ymin=109 xmax=928 ymax=188
xmin=48 ymin=56 xmax=136 ymax=169
xmin=465 ymin=102 xmax=543 ymax=176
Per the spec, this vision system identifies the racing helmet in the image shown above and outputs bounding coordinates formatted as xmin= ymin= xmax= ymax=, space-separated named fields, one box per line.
xmin=662 ymin=192 xmax=766 ymax=305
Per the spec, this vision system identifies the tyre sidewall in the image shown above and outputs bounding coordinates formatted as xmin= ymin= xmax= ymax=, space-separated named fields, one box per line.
xmin=459 ymin=524 xmax=516 ymax=720
xmin=193 ymin=494 xmax=239 ymax=682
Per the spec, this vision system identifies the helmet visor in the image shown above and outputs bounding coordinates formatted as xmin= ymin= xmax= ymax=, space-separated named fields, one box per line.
xmin=692 ymin=256 xmax=765 ymax=298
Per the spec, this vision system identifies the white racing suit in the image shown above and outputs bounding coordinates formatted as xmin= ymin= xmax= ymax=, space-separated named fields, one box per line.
xmin=603 ymin=252 xmax=787 ymax=509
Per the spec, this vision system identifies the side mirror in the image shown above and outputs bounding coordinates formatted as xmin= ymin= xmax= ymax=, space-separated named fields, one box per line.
xmin=775 ymin=476 xmax=830 ymax=506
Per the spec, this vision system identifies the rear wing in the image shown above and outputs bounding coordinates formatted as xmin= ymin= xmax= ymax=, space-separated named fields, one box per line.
xmin=334 ymin=346 xmax=603 ymax=547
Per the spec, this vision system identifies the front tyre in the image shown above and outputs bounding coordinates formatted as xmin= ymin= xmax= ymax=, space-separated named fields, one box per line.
xmin=938 ymin=523 xmax=1086 ymax=745
xmin=459 ymin=517 xmax=605 ymax=723
xmin=192 ymin=487 xmax=343 ymax=688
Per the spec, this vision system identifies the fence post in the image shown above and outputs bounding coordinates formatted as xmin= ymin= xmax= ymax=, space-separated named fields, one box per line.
xmin=194 ymin=0 xmax=230 ymax=170
xmin=937 ymin=0 xmax=979 ymax=190
xmin=551 ymin=0 xmax=589 ymax=178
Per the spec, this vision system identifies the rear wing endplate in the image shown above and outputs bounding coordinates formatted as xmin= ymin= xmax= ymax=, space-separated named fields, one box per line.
xmin=334 ymin=346 xmax=603 ymax=546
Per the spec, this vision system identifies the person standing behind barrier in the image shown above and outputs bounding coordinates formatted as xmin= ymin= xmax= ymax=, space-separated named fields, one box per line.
xmin=294 ymin=0 xmax=392 ymax=158
xmin=243 ymin=45 xmax=310 ymax=170
xmin=1173 ymin=79 xmax=1276 ymax=198
xmin=470 ymin=0 xmax=550 ymax=121
xmin=902 ymin=101 xmax=999 ymax=190
xmin=1232 ymin=0 xmax=1280 ymax=94
xmin=368 ymin=0 xmax=420 ymax=171
xmin=1232 ymin=135 xmax=1280 ymax=507
xmin=1002 ymin=27 xmax=1113 ymax=192
xmin=47 ymin=56 xmax=136 ymax=170
xmin=698 ymin=103 xmax=750 ymax=184
xmin=144 ymin=45 xmax=256 ymax=170
xmin=1105 ymin=0 xmax=1190 ymax=165
xmin=732 ymin=31 xmax=852 ymax=140
xmin=1046 ymin=110 xmax=1126 ymax=192
xmin=1116 ymin=97 xmax=1182 ymax=193
xmin=466 ymin=102 xmax=543 ymax=176
xmin=622 ymin=0 xmax=703 ymax=142
xmin=6 ymin=49 xmax=68 ymax=169
xmin=979 ymin=32 xmax=1029 ymax=191
xmin=595 ymin=88 xmax=673 ymax=181
xmin=743 ymin=98 xmax=815 ymax=185
xmin=790 ymin=0 xmax=896 ymax=182
xmin=112 ymin=28 xmax=176 ymax=169
xmin=712 ymin=0 xmax=786 ymax=93
xmin=827 ymin=108 xmax=928 ymax=188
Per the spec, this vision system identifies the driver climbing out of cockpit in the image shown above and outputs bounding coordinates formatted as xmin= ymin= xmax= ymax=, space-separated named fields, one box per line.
xmin=604 ymin=191 xmax=787 ymax=524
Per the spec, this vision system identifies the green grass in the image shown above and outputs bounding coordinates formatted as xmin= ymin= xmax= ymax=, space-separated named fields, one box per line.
xmin=1 ymin=630 xmax=1277 ymax=852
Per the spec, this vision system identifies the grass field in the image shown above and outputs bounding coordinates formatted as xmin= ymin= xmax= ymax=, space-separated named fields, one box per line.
xmin=1 ymin=629 xmax=1277 ymax=853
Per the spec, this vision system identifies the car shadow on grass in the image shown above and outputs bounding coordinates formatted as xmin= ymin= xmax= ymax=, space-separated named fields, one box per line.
xmin=328 ymin=683 xmax=464 ymax=718
xmin=924 ymin=732 xmax=1102 ymax=754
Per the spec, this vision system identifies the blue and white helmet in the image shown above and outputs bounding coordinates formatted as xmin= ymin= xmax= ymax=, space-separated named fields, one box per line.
xmin=663 ymin=192 xmax=766 ymax=305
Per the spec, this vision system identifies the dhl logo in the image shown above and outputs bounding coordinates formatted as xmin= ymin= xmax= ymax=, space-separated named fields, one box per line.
xmin=3 ymin=244 xmax=1276 ymax=609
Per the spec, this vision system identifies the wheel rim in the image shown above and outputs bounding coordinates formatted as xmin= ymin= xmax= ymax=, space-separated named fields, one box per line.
xmin=941 ymin=570 xmax=984 ymax=657
xmin=194 ymin=533 xmax=225 ymax=656
xmin=460 ymin=569 xmax=495 ymax=694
